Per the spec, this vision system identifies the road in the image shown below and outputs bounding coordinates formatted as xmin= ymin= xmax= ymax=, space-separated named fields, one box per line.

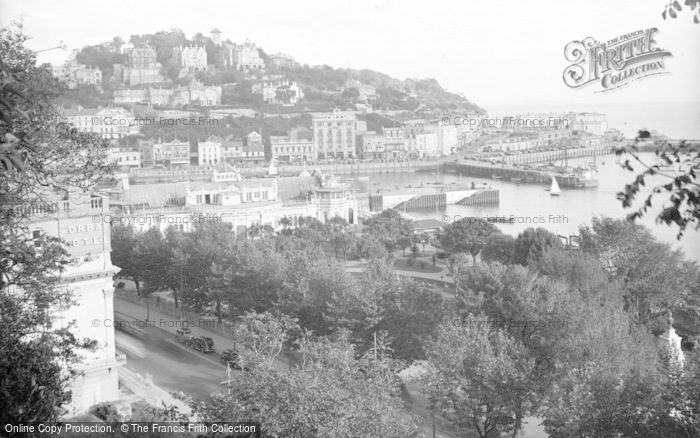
xmin=115 ymin=316 xmax=234 ymax=400
xmin=115 ymin=300 xmax=461 ymax=437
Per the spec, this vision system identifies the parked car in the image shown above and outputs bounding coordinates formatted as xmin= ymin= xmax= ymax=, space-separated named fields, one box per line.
xmin=191 ymin=336 xmax=214 ymax=353
xmin=176 ymin=328 xmax=192 ymax=344
xmin=221 ymin=349 xmax=249 ymax=370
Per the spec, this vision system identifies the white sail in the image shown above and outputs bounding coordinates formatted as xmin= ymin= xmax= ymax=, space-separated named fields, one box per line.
xmin=550 ymin=177 xmax=561 ymax=196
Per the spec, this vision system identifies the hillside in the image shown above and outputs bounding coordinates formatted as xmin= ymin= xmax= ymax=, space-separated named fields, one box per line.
xmin=59 ymin=28 xmax=485 ymax=114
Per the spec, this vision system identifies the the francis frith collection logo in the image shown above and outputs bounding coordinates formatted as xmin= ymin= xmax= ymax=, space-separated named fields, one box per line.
xmin=563 ymin=28 xmax=672 ymax=93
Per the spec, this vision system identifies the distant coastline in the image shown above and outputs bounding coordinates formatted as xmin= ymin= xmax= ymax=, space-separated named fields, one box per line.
xmin=485 ymin=101 xmax=700 ymax=140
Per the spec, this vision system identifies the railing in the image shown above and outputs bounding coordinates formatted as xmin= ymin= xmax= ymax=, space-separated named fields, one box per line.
xmin=78 ymin=353 xmax=127 ymax=372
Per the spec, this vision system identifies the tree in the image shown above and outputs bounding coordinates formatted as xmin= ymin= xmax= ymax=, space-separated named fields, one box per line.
xmin=363 ymin=209 xmax=414 ymax=254
xmin=75 ymin=44 xmax=126 ymax=84
xmin=661 ymin=0 xmax=700 ymax=23
xmin=342 ymin=86 xmax=360 ymax=102
xmin=1 ymin=22 xmax=112 ymax=422
xmin=133 ymin=227 xmax=172 ymax=297
xmin=378 ymin=278 xmax=444 ymax=361
xmin=329 ymin=230 xmax=356 ymax=264
xmin=512 ymin=227 xmax=563 ymax=266
xmin=233 ymin=311 xmax=299 ymax=368
xmin=110 ymin=225 xmax=144 ymax=295
xmin=397 ymin=234 xmax=413 ymax=256
xmin=439 ymin=218 xmax=501 ymax=263
xmin=351 ymin=234 xmax=390 ymax=262
xmin=295 ymin=216 xmax=329 ymax=254
xmin=617 ymin=131 xmax=700 ymax=238
xmin=578 ymin=216 xmax=699 ymax=333
xmin=246 ymin=222 xmax=274 ymax=239
xmin=422 ymin=314 xmax=538 ymax=438
xmin=210 ymin=238 xmax=287 ymax=319
xmin=182 ymin=321 xmax=423 ymax=438
xmin=480 ymin=233 xmax=515 ymax=265
xmin=275 ymin=85 xmax=297 ymax=105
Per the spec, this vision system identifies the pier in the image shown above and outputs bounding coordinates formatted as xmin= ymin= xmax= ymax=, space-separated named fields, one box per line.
xmin=502 ymin=144 xmax=613 ymax=165
xmin=439 ymin=145 xmax=613 ymax=189
xmin=363 ymin=187 xmax=499 ymax=212
xmin=243 ymin=160 xmax=436 ymax=177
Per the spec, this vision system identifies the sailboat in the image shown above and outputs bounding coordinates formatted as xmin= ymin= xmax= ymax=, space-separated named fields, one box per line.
xmin=550 ymin=177 xmax=561 ymax=196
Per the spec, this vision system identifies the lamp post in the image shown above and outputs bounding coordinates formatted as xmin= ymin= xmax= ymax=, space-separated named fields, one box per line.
xmin=35 ymin=42 xmax=67 ymax=53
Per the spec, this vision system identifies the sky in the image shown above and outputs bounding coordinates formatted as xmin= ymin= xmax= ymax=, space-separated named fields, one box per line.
xmin=1 ymin=0 xmax=699 ymax=108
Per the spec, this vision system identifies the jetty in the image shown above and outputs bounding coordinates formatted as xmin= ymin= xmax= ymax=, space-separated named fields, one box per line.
xmin=359 ymin=185 xmax=499 ymax=212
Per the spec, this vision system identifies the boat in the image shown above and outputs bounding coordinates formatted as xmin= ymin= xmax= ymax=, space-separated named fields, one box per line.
xmin=511 ymin=177 xmax=523 ymax=182
xmin=492 ymin=174 xmax=505 ymax=179
xmin=550 ymin=177 xmax=561 ymax=196
xmin=357 ymin=176 xmax=370 ymax=181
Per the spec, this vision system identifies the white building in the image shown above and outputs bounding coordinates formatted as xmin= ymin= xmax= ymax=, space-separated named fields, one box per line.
xmin=383 ymin=127 xmax=408 ymax=159
xmin=252 ymin=79 xmax=304 ymax=105
xmin=434 ymin=124 xmax=457 ymax=155
xmin=270 ymin=127 xmax=315 ymax=162
xmin=105 ymin=175 xmax=358 ymax=237
xmin=22 ymin=190 xmax=122 ymax=415
xmin=172 ymin=45 xmax=208 ymax=75
xmin=153 ymin=139 xmax=190 ymax=166
xmin=52 ymin=50 xmax=103 ymax=89
xmin=106 ymin=148 xmax=141 ymax=168
xmin=65 ymin=107 xmax=139 ymax=140
xmin=572 ymin=113 xmax=608 ymax=136
xmin=484 ymin=133 xmax=541 ymax=152
xmin=313 ymin=109 xmax=358 ymax=160
xmin=198 ymin=136 xmax=223 ymax=165
xmin=357 ymin=131 xmax=386 ymax=159
xmin=413 ymin=131 xmax=438 ymax=158
xmin=225 ymin=39 xmax=265 ymax=71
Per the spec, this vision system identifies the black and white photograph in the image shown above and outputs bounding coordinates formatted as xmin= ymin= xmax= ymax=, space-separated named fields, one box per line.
xmin=1 ymin=1 xmax=699 ymax=437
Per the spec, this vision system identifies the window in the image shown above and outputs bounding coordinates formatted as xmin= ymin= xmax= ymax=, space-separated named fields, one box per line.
xmin=246 ymin=192 xmax=252 ymax=202
xmin=32 ymin=229 xmax=42 ymax=247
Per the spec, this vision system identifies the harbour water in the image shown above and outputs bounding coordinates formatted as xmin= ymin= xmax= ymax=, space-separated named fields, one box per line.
xmin=358 ymin=152 xmax=700 ymax=261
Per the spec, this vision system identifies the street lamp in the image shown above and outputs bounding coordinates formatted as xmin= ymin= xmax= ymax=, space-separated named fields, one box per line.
xmin=36 ymin=42 xmax=67 ymax=53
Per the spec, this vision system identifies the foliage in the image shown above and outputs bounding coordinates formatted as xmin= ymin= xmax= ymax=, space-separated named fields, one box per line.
xmin=183 ymin=323 xmax=423 ymax=438
xmin=110 ymin=225 xmax=145 ymax=294
xmin=351 ymin=234 xmax=390 ymax=261
xmin=341 ymin=86 xmax=360 ymax=102
xmin=542 ymin=349 xmax=700 ymax=437
xmin=616 ymin=131 xmax=700 ymax=239
xmin=480 ymin=233 xmax=515 ymax=264
xmin=422 ymin=314 xmax=537 ymax=438
xmin=75 ymin=44 xmax=126 ymax=85
xmin=326 ymin=256 xmax=444 ymax=361
xmin=363 ymin=209 xmax=414 ymax=253
xmin=234 ymin=311 xmax=299 ymax=368
xmin=661 ymin=0 xmax=700 ymax=23
xmin=512 ymin=227 xmax=563 ymax=266
xmin=439 ymin=218 xmax=501 ymax=262
xmin=129 ymin=28 xmax=188 ymax=66
xmin=0 ymin=21 xmax=112 ymax=422
xmin=578 ymin=216 xmax=699 ymax=334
